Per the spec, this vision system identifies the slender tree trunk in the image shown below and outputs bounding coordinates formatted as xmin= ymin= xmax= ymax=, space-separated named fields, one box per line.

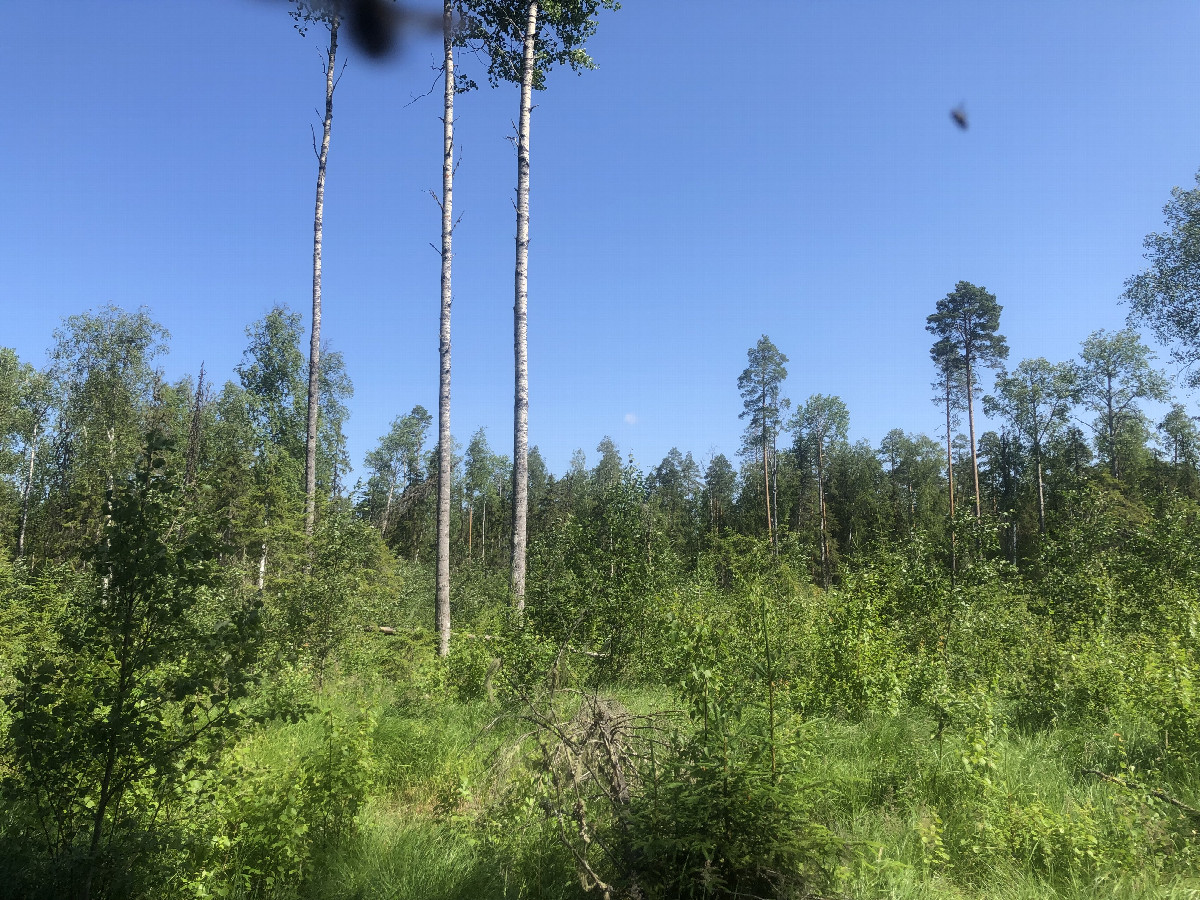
xmin=771 ymin=432 xmax=779 ymax=544
xmin=305 ymin=18 xmax=339 ymax=542
xmin=1035 ymin=444 xmax=1046 ymax=535
xmin=965 ymin=356 xmax=981 ymax=519
xmin=510 ymin=1 xmax=538 ymax=610
xmin=762 ymin=442 xmax=772 ymax=544
xmin=17 ymin=422 xmax=38 ymax=558
xmin=818 ymin=442 xmax=830 ymax=588
xmin=257 ymin=542 xmax=267 ymax=592
xmin=761 ymin=385 xmax=772 ymax=545
xmin=382 ymin=481 xmax=395 ymax=535
xmin=1106 ymin=376 xmax=1119 ymax=480
xmin=944 ymin=384 xmax=956 ymax=575
xmin=944 ymin=386 xmax=955 ymax=518
xmin=435 ymin=0 xmax=455 ymax=657
xmin=467 ymin=503 xmax=473 ymax=558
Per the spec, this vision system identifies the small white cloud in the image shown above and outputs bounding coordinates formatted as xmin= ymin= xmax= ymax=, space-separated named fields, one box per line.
xmin=623 ymin=412 xmax=638 ymax=425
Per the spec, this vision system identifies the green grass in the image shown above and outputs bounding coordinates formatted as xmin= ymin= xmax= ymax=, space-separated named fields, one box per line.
xmin=7 ymin=636 xmax=1197 ymax=899
xmin=241 ymin=673 xmax=1195 ymax=900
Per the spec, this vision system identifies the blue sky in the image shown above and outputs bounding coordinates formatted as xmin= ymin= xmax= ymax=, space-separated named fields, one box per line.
xmin=5 ymin=1 xmax=1200 ymax=479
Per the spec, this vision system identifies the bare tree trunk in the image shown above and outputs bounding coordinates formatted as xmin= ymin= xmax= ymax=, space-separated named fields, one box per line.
xmin=435 ymin=0 xmax=455 ymax=657
xmin=1106 ymin=376 xmax=1119 ymax=480
xmin=761 ymin=385 xmax=772 ymax=545
xmin=771 ymin=431 xmax=779 ymax=546
xmin=382 ymin=481 xmax=395 ymax=535
xmin=762 ymin=442 xmax=772 ymax=544
xmin=944 ymin=385 xmax=955 ymax=518
xmin=818 ymin=442 xmax=830 ymax=588
xmin=510 ymin=1 xmax=538 ymax=610
xmin=965 ymin=356 xmax=981 ymax=519
xmin=305 ymin=18 xmax=339 ymax=542
xmin=944 ymin=384 xmax=956 ymax=575
xmin=1035 ymin=445 xmax=1046 ymax=535
xmin=17 ymin=423 xmax=37 ymax=558
xmin=257 ymin=542 xmax=267 ymax=592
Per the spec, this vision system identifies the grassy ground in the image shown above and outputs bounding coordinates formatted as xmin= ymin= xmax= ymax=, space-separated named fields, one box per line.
xmin=212 ymin=664 xmax=1199 ymax=900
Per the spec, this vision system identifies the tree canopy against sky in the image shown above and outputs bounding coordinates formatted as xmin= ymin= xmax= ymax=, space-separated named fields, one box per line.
xmin=5 ymin=3 xmax=1199 ymax=477
xmin=1075 ymin=328 xmax=1170 ymax=482
xmin=926 ymin=281 xmax=1009 ymax=518
xmin=738 ymin=335 xmax=789 ymax=545
xmin=1124 ymin=167 xmax=1200 ymax=389
xmin=984 ymin=358 xmax=1075 ymax=534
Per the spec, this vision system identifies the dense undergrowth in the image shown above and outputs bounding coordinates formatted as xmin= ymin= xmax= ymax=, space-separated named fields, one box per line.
xmin=2 ymin=478 xmax=1199 ymax=899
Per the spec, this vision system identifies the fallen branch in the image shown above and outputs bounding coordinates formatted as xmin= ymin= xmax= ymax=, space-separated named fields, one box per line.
xmin=1084 ymin=768 xmax=1200 ymax=818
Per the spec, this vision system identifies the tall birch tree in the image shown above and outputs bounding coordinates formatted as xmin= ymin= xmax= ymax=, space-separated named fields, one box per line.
xmin=290 ymin=3 xmax=342 ymax=544
xmin=466 ymin=0 xmax=617 ymax=609
xmin=15 ymin=368 xmax=52 ymax=559
xmin=434 ymin=0 xmax=457 ymax=656
xmin=1124 ymin=168 xmax=1200 ymax=388
xmin=984 ymin=358 xmax=1076 ymax=535
xmin=1075 ymin=328 xmax=1169 ymax=481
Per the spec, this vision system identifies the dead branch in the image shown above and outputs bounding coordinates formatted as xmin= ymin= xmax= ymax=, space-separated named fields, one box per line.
xmin=1084 ymin=768 xmax=1200 ymax=818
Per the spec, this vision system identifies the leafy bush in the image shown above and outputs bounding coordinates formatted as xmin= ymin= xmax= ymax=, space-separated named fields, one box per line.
xmin=194 ymin=705 xmax=374 ymax=898
xmin=625 ymin=607 xmax=842 ymax=899
xmin=0 ymin=436 xmax=262 ymax=898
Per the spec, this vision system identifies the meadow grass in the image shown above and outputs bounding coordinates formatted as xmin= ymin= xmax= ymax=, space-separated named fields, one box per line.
xmin=211 ymin=672 xmax=1199 ymax=900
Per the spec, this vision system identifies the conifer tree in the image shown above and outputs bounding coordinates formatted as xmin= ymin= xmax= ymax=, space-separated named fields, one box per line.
xmin=926 ymin=282 xmax=1008 ymax=519
xmin=738 ymin=336 xmax=789 ymax=547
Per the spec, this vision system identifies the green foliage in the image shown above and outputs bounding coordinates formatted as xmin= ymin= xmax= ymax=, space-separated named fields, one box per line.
xmin=1076 ymin=328 xmax=1170 ymax=481
xmin=626 ymin=611 xmax=841 ymax=899
xmin=464 ymin=0 xmax=620 ymax=91
xmin=6 ymin=301 xmax=1200 ymax=899
xmin=273 ymin=510 xmax=390 ymax=687
xmin=736 ymin=335 xmax=790 ymax=481
xmin=1124 ymin=166 xmax=1200 ymax=388
xmin=525 ymin=462 xmax=675 ymax=680
xmin=193 ymin=704 xmax=375 ymax=898
xmin=1 ymin=434 xmax=262 ymax=896
xmin=926 ymin=281 xmax=1009 ymax=377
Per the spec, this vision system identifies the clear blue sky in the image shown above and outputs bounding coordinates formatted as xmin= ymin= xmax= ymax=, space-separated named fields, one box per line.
xmin=5 ymin=1 xmax=1200 ymax=479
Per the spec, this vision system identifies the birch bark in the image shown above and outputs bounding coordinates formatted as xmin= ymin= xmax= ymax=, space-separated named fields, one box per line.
xmin=510 ymin=1 xmax=538 ymax=609
xmin=305 ymin=18 xmax=339 ymax=541
xmin=17 ymin=423 xmax=37 ymax=558
xmin=435 ymin=0 xmax=455 ymax=657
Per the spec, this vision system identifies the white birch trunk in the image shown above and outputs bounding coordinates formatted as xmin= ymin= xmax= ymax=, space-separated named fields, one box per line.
xmin=382 ymin=481 xmax=395 ymax=534
xmin=305 ymin=18 xmax=339 ymax=541
xmin=435 ymin=0 xmax=455 ymax=657
xmin=510 ymin=1 xmax=538 ymax=610
xmin=17 ymin=423 xmax=37 ymax=557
